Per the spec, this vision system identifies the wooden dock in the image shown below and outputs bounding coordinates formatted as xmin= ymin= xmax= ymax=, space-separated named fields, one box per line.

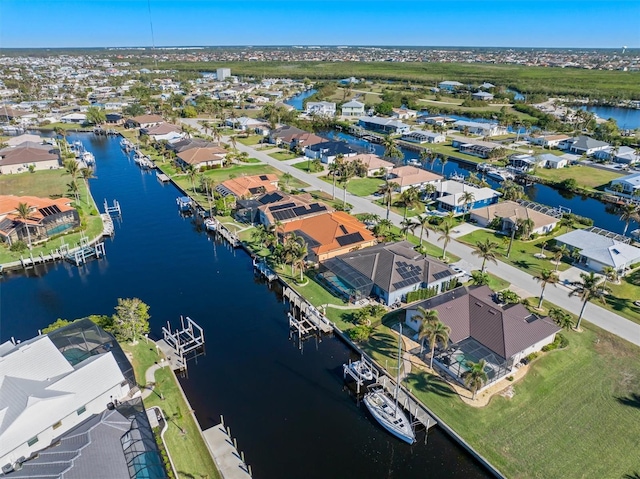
xmin=202 ymin=420 xmax=252 ymax=479
xmin=156 ymin=172 xmax=170 ymax=183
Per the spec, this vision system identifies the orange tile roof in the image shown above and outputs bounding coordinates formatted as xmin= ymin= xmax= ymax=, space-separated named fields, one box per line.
xmin=0 ymin=195 xmax=75 ymax=223
xmin=344 ymin=154 xmax=394 ymax=171
xmin=219 ymin=174 xmax=279 ymax=198
xmin=281 ymin=211 xmax=376 ymax=256
xmin=389 ymin=166 xmax=443 ymax=187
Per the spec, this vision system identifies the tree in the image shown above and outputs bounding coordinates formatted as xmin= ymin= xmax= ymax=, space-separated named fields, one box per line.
xmin=377 ymin=180 xmax=398 ymax=220
xmin=112 ymin=298 xmax=150 ymax=344
xmin=400 ymin=218 xmax=417 ymax=239
xmin=602 ymin=265 xmax=619 ymax=288
xmin=458 ymin=191 xmax=475 ymax=219
xmin=400 ymin=186 xmax=420 ymax=218
xmin=423 ymin=320 xmax=450 ymax=369
xmin=472 ymin=239 xmax=499 ymax=272
xmin=534 ymin=269 xmax=559 ymax=309
xmin=568 ymin=271 xmax=610 ymax=330
xmin=462 ymin=359 xmax=488 ymax=400
xmin=64 ymin=158 xmax=79 ymax=180
xmin=42 ymin=318 xmax=72 ymax=333
xmin=415 ymin=214 xmax=431 ymax=249
xmin=282 ymin=172 xmax=293 ymax=190
xmin=338 ymin=161 xmax=356 ymax=209
xmin=516 ymin=217 xmax=535 ymax=240
xmin=415 ymin=307 xmax=439 ymax=354
xmin=559 ymin=215 xmax=573 ymax=232
xmin=438 ymin=220 xmax=454 ymax=261
xmin=328 ymin=155 xmax=344 ymax=200
xmin=86 ymin=106 xmax=106 ymax=125
xmin=381 ymin=135 xmax=403 ymax=162
xmin=440 ymin=155 xmax=449 ymax=175
xmin=284 ymin=232 xmax=306 ymax=277
xmin=373 ymin=219 xmax=394 ymax=242
xmin=15 ymin=202 xmax=33 ymax=248
xmin=67 ymin=179 xmax=80 ymax=202
xmin=80 ymin=167 xmax=96 ymax=204
xmin=552 ymin=244 xmax=569 ymax=271
xmin=619 ymin=204 xmax=639 ymax=236
xmin=548 ymin=307 xmax=574 ymax=330
xmin=470 ymin=270 xmax=490 ymax=286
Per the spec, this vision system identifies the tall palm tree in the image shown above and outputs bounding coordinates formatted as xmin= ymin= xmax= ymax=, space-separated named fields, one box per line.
xmin=339 ymin=161 xmax=356 ymax=209
xmin=415 ymin=307 xmax=439 ymax=354
xmin=328 ymin=155 xmax=344 ymax=200
xmin=559 ymin=215 xmax=573 ymax=232
xmin=64 ymin=159 xmax=79 ymax=180
xmin=377 ymin=180 xmax=398 ymax=220
xmin=186 ymin=165 xmax=198 ymax=192
xmin=601 ymin=265 xmax=619 ymax=289
xmin=229 ymin=135 xmax=238 ymax=152
xmin=438 ymin=220 xmax=454 ymax=261
xmin=619 ymin=204 xmax=639 ymax=236
xmin=458 ymin=191 xmax=475 ymax=219
xmin=415 ymin=214 xmax=431 ymax=249
xmin=373 ymin=219 xmax=394 ymax=242
xmin=516 ymin=217 xmax=535 ymax=240
xmin=15 ymin=202 xmax=33 ymax=248
xmin=400 ymin=186 xmax=420 ymax=219
xmin=80 ymin=167 xmax=96 ymax=205
xmin=423 ymin=320 xmax=450 ymax=369
xmin=381 ymin=135 xmax=403 ymax=163
xmin=293 ymin=243 xmax=309 ymax=282
xmin=569 ymin=271 xmax=610 ymax=329
xmin=534 ymin=269 xmax=559 ymax=309
xmin=552 ymin=244 xmax=569 ymax=271
xmin=67 ymin=179 xmax=80 ymax=202
xmin=462 ymin=360 xmax=488 ymax=400
xmin=440 ymin=155 xmax=448 ymax=175
xmin=472 ymin=239 xmax=499 ymax=272
xmin=400 ymin=218 xmax=417 ymax=239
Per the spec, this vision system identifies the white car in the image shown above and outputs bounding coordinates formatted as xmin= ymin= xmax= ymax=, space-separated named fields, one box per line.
xmin=450 ymin=265 xmax=467 ymax=278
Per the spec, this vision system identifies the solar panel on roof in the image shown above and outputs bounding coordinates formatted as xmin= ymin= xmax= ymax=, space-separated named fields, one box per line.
xmin=269 ymin=202 xmax=296 ymax=212
xmin=433 ymin=270 xmax=453 ymax=280
xmin=339 ymin=225 xmax=348 ymax=234
xmin=259 ymin=175 xmax=269 ymax=180
xmin=336 ymin=232 xmax=364 ymax=247
xmin=292 ymin=206 xmax=308 ymax=217
xmin=308 ymin=203 xmax=326 ymax=213
xmin=272 ymin=209 xmax=296 ymax=221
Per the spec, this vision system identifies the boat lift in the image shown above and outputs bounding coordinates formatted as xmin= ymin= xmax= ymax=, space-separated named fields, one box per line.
xmin=343 ymin=355 xmax=379 ymax=395
xmin=160 ymin=316 xmax=205 ymax=377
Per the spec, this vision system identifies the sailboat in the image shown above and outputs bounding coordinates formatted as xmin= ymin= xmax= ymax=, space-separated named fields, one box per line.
xmin=363 ymin=324 xmax=416 ymax=444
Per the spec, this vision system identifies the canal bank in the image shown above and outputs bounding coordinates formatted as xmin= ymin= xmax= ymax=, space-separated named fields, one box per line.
xmin=0 ymin=133 xmax=492 ymax=479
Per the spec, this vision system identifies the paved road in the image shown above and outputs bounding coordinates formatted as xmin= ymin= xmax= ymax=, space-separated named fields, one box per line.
xmin=182 ymin=119 xmax=640 ymax=347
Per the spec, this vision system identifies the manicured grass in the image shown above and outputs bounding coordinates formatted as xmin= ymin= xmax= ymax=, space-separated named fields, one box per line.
xmin=268 ymin=150 xmax=299 ymax=161
xmin=0 ymin=169 xmax=72 ymax=197
xmin=485 ymin=272 xmax=511 ymax=291
xmin=293 ymin=160 xmax=324 ymax=173
xmin=237 ymin=135 xmax=263 ymax=146
xmin=123 ymin=342 xmax=221 ymax=479
xmin=345 ymin=177 xmax=386 ymax=197
xmin=534 ymin=165 xmax=624 ymax=191
xmin=458 ymin=228 xmax=572 ymax=278
xmin=37 ymin=122 xmax=89 ymax=131
xmin=278 ymin=268 xmax=347 ymax=308
xmin=236 ymin=157 xmax=261 ymax=163
xmin=601 ymin=268 xmax=640 ymax=325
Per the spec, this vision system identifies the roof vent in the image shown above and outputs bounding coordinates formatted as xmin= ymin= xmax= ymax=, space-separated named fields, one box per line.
xmin=488 ymin=309 xmax=497 ymax=315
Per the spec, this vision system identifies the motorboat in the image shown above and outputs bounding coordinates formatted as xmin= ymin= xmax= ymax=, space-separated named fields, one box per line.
xmin=204 ymin=218 xmax=217 ymax=231
xmin=348 ymin=359 xmax=375 ymax=382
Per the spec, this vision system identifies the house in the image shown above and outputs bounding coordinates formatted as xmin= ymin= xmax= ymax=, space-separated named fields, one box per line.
xmin=280 ymin=211 xmax=377 ymax=262
xmin=609 ymin=173 xmax=640 ymax=197
xmin=388 ymin=166 xmax=443 ymax=192
xmin=216 ymin=68 xmax=231 ymax=80
xmin=0 ymin=143 xmax=60 ymax=174
xmin=456 ymin=142 xmax=498 ymax=159
xmin=593 ymin=145 xmax=640 ymax=165
xmin=543 ymin=155 xmax=569 ymax=169
xmin=304 ymin=141 xmax=357 ymax=164
xmin=358 ymin=116 xmax=411 ymax=135
xmin=405 ymin=285 xmax=561 ymax=387
xmin=566 ymin=135 xmax=609 ymax=156
xmin=141 ymin=122 xmax=184 ymax=142
xmin=5 ymin=134 xmax=42 ymax=147
xmin=216 ymin=174 xmax=279 ymax=199
xmin=321 ymin=240 xmax=458 ymax=305
xmin=479 ymin=82 xmax=496 ymax=90
xmin=528 ymin=134 xmax=570 ymax=149
xmin=391 ymin=108 xmax=417 ymax=120
xmin=225 ymin=116 xmax=267 ymax=132
xmin=104 ymin=112 xmax=123 ymax=124
xmin=168 ymin=138 xmax=219 ymax=153
xmin=438 ymin=81 xmax=464 ymax=91
xmin=469 ymin=200 xmax=560 ymax=235
xmin=125 ymin=114 xmax=164 ymax=129
xmin=0 ymin=319 xmax=135 ymax=471
xmin=555 ymin=229 xmax=640 ymax=275
xmin=0 ymin=195 xmax=80 ymax=245
xmin=435 ymin=181 xmax=501 ymax=214
xmin=472 ymin=91 xmax=494 ymax=101
xmin=341 ymin=100 xmax=365 ymax=117
xmin=305 ymin=101 xmax=336 ymax=117
xmin=60 ymin=112 xmax=86 ymax=124
xmin=401 ymin=130 xmax=446 ymax=144
xmin=176 ymin=147 xmax=227 ymax=170
xmin=259 ymin=192 xmax=332 ymax=226
xmin=0 ymin=106 xmax=29 ymax=122
xmin=452 ymin=120 xmax=506 ymax=137
xmin=342 ymin=154 xmax=394 ymax=177
xmin=509 ymin=154 xmax=541 ymax=171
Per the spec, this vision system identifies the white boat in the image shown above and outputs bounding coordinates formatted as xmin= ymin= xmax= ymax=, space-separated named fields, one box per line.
xmin=349 ymin=359 xmax=375 ymax=382
xmin=204 ymin=218 xmax=217 ymax=231
xmin=363 ymin=324 xmax=415 ymax=445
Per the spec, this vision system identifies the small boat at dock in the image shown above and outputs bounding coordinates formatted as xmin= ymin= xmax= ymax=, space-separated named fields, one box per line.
xmin=348 ymin=359 xmax=375 ymax=382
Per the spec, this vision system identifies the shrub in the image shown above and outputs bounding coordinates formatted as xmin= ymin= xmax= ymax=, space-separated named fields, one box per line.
xmin=506 ymin=376 xmax=514 ymax=381
xmin=9 ymin=240 xmax=29 ymax=252
xmin=406 ymin=286 xmax=438 ymax=303
xmin=348 ymin=325 xmax=373 ymax=342
xmin=525 ymin=352 xmax=540 ymax=363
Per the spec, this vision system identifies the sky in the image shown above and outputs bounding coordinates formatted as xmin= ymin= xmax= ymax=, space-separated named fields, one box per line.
xmin=1 ymin=0 xmax=639 ymax=49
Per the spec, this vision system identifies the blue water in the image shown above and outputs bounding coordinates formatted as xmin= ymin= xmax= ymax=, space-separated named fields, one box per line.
xmin=0 ymin=133 xmax=489 ymax=479
xmin=506 ymin=88 xmax=525 ymax=101
xmin=417 ymin=113 xmax=527 ymax=134
xmin=284 ymin=89 xmax=317 ymax=110
xmin=581 ymin=105 xmax=640 ymax=130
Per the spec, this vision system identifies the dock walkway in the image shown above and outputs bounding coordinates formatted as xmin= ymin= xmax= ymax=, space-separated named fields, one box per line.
xmin=202 ymin=423 xmax=252 ymax=479
xmin=378 ymin=375 xmax=437 ymax=430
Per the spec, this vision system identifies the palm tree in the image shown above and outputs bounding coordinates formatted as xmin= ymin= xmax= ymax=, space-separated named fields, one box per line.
xmin=15 ymin=202 xmax=33 ymax=248
xmin=328 ymin=155 xmax=344 ymax=200
xmin=64 ymin=159 xmax=79 ymax=180
xmin=373 ymin=219 xmax=394 ymax=242
xmin=548 ymin=307 xmax=574 ymax=330
xmin=67 ymin=179 xmax=80 ymax=202
xmin=229 ymin=135 xmax=238 ymax=152
xmin=400 ymin=186 xmax=420 ymax=219
xmin=559 ymin=215 xmax=573 ymax=232
xmin=423 ymin=321 xmax=450 ymax=369
xmin=552 ymin=244 xmax=569 ymax=271
xmin=415 ymin=214 xmax=431 ymax=249
xmin=601 ymin=265 xmax=619 ymax=288
xmin=534 ymin=269 xmax=559 ymax=309
xmin=377 ymin=180 xmax=398 ymax=220
xmin=438 ymin=220 xmax=454 ymax=261
xmin=381 ymin=135 xmax=403 ymax=163
xmin=282 ymin=172 xmax=293 ymax=190
xmin=400 ymin=218 xmax=417 ymax=239
xmin=516 ymin=217 xmax=535 ymax=240
xmin=569 ymin=271 xmax=610 ymax=329
xmin=80 ymin=167 xmax=96 ymax=205
xmin=339 ymin=161 xmax=356 ymax=209
xmin=186 ymin=165 xmax=198 ymax=192
xmin=472 ymin=239 xmax=499 ymax=272
xmin=458 ymin=191 xmax=476 ymax=219
xmin=415 ymin=307 xmax=439 ymax=354
xmin=462 ymin=359 xmax=488 ymax=400
xmin=440 ymin=155 xmax=449 ymax=175
xmin=470 ymin=270 xmax=490 ymax=286
xmin=293 ymin=242 xmax=309 ymax=282
xmin=619 ymin=204 xmax=639 ymax=236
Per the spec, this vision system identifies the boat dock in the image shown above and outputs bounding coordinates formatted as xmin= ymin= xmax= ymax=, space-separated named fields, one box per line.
xmin=64 ymin=241 xmax=106 ymax=266
xmin=156 ymin=172 xmax=170 ymax=183
xmin=377 ymin=375 xmax=438 ymax=431
xmin=253 ymin=259 xmax=277 ymax=281
xmin=282 ymin=286 xmax=333 ymax=334
xmin=202 ymin=417 xmax=252 ymax=479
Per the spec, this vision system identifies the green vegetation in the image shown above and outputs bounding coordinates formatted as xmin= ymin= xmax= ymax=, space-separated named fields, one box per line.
xmin=485 ymin=272 xmax=511 ymax=291
xmin=534 ymin=165 xmax=624 ymax=191
xmin=601 ymin=268 xmax=640 ymax=325
xmin=268 ymin=150 xmax=299 ymax=161
xmin=340 ymin=176 xmax=385 ymax=197
xmin=237 ymin=135 xmax=264 ymax=146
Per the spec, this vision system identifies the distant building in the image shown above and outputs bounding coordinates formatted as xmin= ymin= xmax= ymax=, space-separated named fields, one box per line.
xmin=342 ymin=154 xmax=394 ymax=177
xmin=125 ymin=114 xmax=164 ymax=129
xmin=565 ymin=135 xmax=610 ymax=156
xmin=388 ymin=166 xmax=443 ymax=192
xmin=304 ymin=140 xmax=357 ymax=164
xmin=59 ymin=112 xmax=86 ymax=124
xmin=528 ymin=134 xmax=570 ymax=149
xmin=341 ymin=100 xmax=365 ymax=117
xmin=438 ymin=81 xmax=464 ymax=91
xmin=358 ymin=116 xmax=411 ymax=135
xmin=609 ymin=172 xmax=640 ymax=197
xmin=452 ymin=120 xmax=505 ymax=137
xmin=216 ymin=174 xmax=279 ymax=199
xmin=401 ymin=130 xmax=446 ymax=144
xmin=472 ymin=91 xmax=494 ymax=101
xmin=0 ymin=143 xmax=60 ymax=174
xmin=216 ymin=68 xmax=231 ymax=80
xmin=470 ymin=200 xmax=560 ymax=235
xmin=435 ymin=181 xmax=501 ymax=214
xmin=141 ymin=122 xmax=184 ymax=142
xmin=176 ymin=146 xmax=227 ymax=170
xmin=305 ymin=101 xmax=336 ymax=117
xmin=391 ymin=108 xmax=417 ymax=120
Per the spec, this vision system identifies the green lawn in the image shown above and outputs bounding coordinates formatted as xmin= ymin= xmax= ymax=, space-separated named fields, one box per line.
xmin=237 ymin=135 xmax=264 ymax=146
xmin=534 ymin=165 xmax=624 ymax=191
xmin=123 ymin=342 xmax=221 ymax=479
xmin=602 ymin=268 xmax=640 ymax=325
xmin=397 ymin=322 xmax=640 ymax=479
xmin=293 ymin=160 xmax=324 ymax=173
xmin=346 ymin=177 xmax=386 ymax=197
xmin=0 ymin=169 xmax=74 ymax=197
xmin=268 ymin=150 xmax=299 ymax=161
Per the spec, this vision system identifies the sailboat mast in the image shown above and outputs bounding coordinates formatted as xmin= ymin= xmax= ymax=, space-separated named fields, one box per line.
xmin=394 ymin=323 xmax=402 ymax=410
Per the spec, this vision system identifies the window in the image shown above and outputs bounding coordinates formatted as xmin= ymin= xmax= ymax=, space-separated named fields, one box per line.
xmin=28 ymin=436 xmax=39 ymax=447
xmin=52 ymin=421 xmax=62 ymax=430
xmin=77 ymin=406 xmax=86 ymax=415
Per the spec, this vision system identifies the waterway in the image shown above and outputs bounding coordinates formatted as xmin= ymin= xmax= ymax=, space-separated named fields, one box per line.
xmin=285 ymin=89 xmax=317 ymax=110
xmin=0 ymin=133 xmax=490 ymax=479
xmin=321 ymin=130 xmax=637 ymax=234
xmin=580 ymin=105 xmax=640 ymax=130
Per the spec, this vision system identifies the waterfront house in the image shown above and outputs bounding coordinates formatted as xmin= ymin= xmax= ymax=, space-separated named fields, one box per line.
xmin=321 ymin=240 xmax=458 ymax=305
xmin=452 ymin=120 xmax=506 ymax=137
xmin=305 ymin=101 xmax=336 ymax=117
xmin=401 ymin=130 xmax=446 ymax=144
xmin=176 ymin=146 xmax=227 ymax=170
xmin=593 ymin=145 xmax=640 ymax=165
xmin=225 ymin=116 xmax=267 ymax=132
xmin=5 ymin=134 xmax=43 ymax=147
xmin=391 ymin=108 xmax=417 ymax=120
xmin=438 ymin=81 xmax=464 ymax=91
xmin=168 ymin=138 xmax=219 ymax=153
xmin=528 ymin=134 xmax=570 ymax=149
xmin=304 ymin=140 xmax=357 ymax=164
xmin=471 ymin=91 xmax=494 ymax=101
xmin=358 ymin=116 xmax=411 ymax=135
xmin=469 ymin=200 xmax=560 ymax=235
xmin=455 ymin=141 xmax=498 ymax=159
xmin=280 ymin=211 xmax=376 ymax=262
xmin=0 ymin=195 xmax=79 ymax=245
xmin=216 ymin=174 xmax=279 ymax=199
xmin=60 ymin=112 xmax=86 ymax=124
xmin=236 ymin=191 xmax=332 ymax=225
xmin=555 ymin=229 xmax=640 ymax=275
xmin=565 ymin=135 xmax=610 ymax=156
xmin=342 ymin=153 xmax=394 ymax=177
xmin=435 ymin=180 xmax=501 ymax=215
xmin=105 ymin=113 xmax=123 ymax=125
xmin=141 ymin=122 xmax=184 ymax=142
xmin=0 ymin=320 xmax=135 ymax=471
xmin=0 ymin=143 xmax=60 ymax=174
xmin=543 ymin=155 xmax=569 ymax=169
xmin=509 ymin=154 xmax=540 ymax=171
xmin=405 ymin=285 xmax=561 ymax=387
xmin=479 ymin=82 xmax=496 ymax=90
xmin=388 ymin=166 xmax=443 ymax=192
xmin=125 ymin=114 xmax=164 ymax=129
xmin=608 ymin=172 xmax=640 ymax=197
xmin=268 ymin=125 xmax=325 ymax=150
xmin=341 ymin=100 xmax=365 ymax=118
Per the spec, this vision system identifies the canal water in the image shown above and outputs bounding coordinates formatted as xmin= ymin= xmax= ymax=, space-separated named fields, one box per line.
xmin=321 ymin=130 xmax=637 ymax=234
xmin=581 ymin=105 xmax=640 ymax=130
xmin=0 ymin=133 xmax=490 ymax=479
xmin=285 ymin=89 xmax=317 ymax=110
